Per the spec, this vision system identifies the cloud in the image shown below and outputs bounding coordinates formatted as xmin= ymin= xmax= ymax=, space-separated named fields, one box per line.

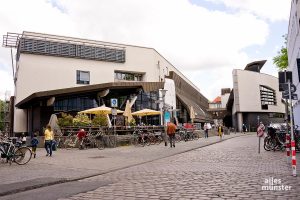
xmin=204 ymin=0 xmax=291 ymax=22
xmin=0 ymin=0 xmax=288 ymax=100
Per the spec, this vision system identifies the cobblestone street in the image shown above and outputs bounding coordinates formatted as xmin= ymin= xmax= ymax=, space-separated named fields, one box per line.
xmin=56 ymin=135 xmax=300 ymax=200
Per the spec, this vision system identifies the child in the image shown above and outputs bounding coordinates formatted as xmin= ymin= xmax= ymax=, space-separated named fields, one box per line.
xmin=31 ymin=133 xmax=39 ymax=158
xmin=21 ymin=133 xmax=27 ymax=146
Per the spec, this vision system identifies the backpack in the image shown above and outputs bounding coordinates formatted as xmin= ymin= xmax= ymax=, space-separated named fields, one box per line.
xmin=52 ymin=141 xmax=57 ymax=151
xmin=31 ymin=138 xmax=39 ymax=146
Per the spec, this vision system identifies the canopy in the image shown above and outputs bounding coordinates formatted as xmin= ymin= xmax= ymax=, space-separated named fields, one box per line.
xmin=132 ymin=108 xmax=161 ymax=116
xmin=123 ymin=100 xmax=133 ymax=124
xmin=79 ymin=105 xmax=123 ymax=115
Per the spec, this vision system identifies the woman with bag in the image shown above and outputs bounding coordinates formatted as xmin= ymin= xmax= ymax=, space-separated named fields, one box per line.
xmin=44 ymin=125 xmax=54 ymax=157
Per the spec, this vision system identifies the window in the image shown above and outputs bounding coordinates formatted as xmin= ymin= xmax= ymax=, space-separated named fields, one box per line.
xmin=114 ymin=71 xmax=143 ymax=81
xmin=260 ymin=85 xmax=276 ymax=110
xmin=77 ymin=70 xmax=90 ymax=84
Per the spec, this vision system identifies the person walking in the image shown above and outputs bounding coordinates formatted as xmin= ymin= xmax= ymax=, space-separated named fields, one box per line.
xmin=44 ymin=124 xmax=54 ymax=157
xmin=242 ymin=124 xmax=247 ymax=134
xmin=204 ymin=123 xmax=208 ymax=138
xmin=31 ymin=133 xmax=39 ymax=158
xmin=218 ymin=125 xmax=223 ymax=140
xmin=167 ymin=118 xmax=177 ymax=148
xmin=21 ymin=133 xmax=27 ymax=146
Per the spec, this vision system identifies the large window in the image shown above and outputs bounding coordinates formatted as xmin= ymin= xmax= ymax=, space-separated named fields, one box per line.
xmin=54 ymin=96 xmax=97 ymax=112
xmin=114 ymin=71 xmax=143 ymax=81
xmin=260 ymin=85 xmax=276 ymax=110
xmin=77 ymin=70 xmax=90 ymax=84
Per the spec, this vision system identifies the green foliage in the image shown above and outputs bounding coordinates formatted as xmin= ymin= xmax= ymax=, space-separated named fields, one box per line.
xmin=92 ymin=114 xmax=108 ymax=126
xmin=73 ymin=113 xmax=91 ymax=126
xmin=273 ymin=34 xmax=288 ymax=71
xmin=57 ymin=113 xmax=74 ymax=127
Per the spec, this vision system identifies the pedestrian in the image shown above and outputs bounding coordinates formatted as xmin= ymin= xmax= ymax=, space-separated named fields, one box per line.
xmin=204 ymin=123 xmax=208 ymax=138
xmin=77 ymin=128 xmax=87 ymax=149
xmin=44 ymin=124 xmax=54 ymax=157
xmin=167 ymin=118 xmax=177 ymax=148
xmin=31 ymin=132 xmax=39 ymax=158
xmin=242 ymin=124 xmax=247 ymax=134
xmin=218 ymin=125 xmax=223 ymax=140
xmin=21 ymin=133 xmax=27 ymax=146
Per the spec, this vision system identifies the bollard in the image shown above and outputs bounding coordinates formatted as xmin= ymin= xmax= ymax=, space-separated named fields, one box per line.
xmin=291 ymin=140 xmax=297 ymax=177
xmin=286 ymin=133 xmax=291 ymax=164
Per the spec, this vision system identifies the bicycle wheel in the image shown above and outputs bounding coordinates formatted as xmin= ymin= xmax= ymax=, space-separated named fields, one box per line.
xmin=155 ymin=136 xmax=162 ymax=145
xmin=14 ymin=147 xmax=32 ymax=165
xmin=263 ymin=137 xmax=271 ymax=151
xmin=175 ymin=134 xmax=181 ymax=143
xmin=64 ymin=138 xmax=76 ymax=150
xmin=96 ymin=139 xmax=105 ymax=150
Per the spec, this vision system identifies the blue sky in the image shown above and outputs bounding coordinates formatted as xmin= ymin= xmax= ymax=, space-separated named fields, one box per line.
xmin=0 ymin=0 xmax=291 ymax=100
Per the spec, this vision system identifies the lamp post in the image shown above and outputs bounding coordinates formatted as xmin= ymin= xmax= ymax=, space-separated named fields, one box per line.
xmin=159 ymin=89 xmax=167 ymax=126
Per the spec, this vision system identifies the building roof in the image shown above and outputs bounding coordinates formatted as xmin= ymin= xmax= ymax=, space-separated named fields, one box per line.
xmin=15 ymin=82 xmax=164 ymax=109
xmin=212 ymin=96 xmax=221 ymax=103
xmin=244 ymin=60 xmax=267 ymax=72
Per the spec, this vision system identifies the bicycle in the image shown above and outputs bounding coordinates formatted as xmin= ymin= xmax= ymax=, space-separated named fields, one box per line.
xmin=64 ymin=131 xmax=78 ymax=149
xmin=0 ymin=138 xmax=32 ymax=165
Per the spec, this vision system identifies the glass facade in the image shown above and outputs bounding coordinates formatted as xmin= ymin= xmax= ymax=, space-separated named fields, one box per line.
xmin=53 ymin=90 xmax=160 ymax=125
xmin=54 ymin=96 xmax=97 ymax=112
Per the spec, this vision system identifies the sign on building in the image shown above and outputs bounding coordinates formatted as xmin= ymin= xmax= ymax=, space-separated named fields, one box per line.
xmin=111 ymin=98 xmax=118 ymax=107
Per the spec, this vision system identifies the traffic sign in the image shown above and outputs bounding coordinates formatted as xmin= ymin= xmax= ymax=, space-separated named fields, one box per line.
xmin=281 ymin=83 xmax=296 ymax=93
xmin=282 ymin=93 xmax=298 ymax=100
xmin=290 ymin=84 xmax=297 ymax=93
xmin=110 ymin=98 xmax=118 ymax=107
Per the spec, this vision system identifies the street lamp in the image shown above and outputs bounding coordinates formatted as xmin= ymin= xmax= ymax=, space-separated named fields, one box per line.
xmin=159 ymin=89 xmax=167 ymax=126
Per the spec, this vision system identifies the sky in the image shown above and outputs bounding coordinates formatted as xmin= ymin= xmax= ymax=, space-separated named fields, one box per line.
xmin=0 ymin=0 xmax=291 ymax=101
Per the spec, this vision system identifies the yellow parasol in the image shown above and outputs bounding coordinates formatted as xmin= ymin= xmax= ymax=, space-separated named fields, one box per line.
xmin=123 ymin=100 xmax=133 ymax=125
xmin=79 ymin=105 xmax=123 ymax=115
xmin=132 ymin=108 xmax=161 ymax=125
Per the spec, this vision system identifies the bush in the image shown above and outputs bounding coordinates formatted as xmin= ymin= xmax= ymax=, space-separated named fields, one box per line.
xmin=73 ymin=113 xmax=91 ymax=126
xmin=57 ymin=113 xmax=74 ymax=127
xmin=92 ymin=114 xmax=108 ymax=126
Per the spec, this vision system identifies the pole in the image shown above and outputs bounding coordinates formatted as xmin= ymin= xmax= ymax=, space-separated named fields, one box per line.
xmin=285 ymin=99 xmax=291 ymax=164
xmin=257 ymin=116 xmax=260 ymax=154
xmin=288 ymin=81 xmax=297 ymax=176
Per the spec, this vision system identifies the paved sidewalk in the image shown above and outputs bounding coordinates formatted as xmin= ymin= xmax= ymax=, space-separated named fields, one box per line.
xmin=0 ymin=132 xmax=250 ymax=196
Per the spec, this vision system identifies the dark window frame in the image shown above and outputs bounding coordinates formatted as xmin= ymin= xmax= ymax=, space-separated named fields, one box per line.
xmin=76 ymin=70 xmax=90 ymax=85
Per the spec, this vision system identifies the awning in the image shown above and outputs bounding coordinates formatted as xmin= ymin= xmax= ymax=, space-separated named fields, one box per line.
xmin=16 ymin=82 xmax=164 ymax=109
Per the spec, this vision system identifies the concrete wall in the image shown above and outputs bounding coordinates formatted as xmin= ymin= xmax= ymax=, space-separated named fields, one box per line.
xmin=233 ymin=69 xmax=285 ymax=113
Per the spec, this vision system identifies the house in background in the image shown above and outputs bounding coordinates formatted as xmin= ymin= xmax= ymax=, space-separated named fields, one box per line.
xmin=207 ymin=88 xmax=230 ymax=126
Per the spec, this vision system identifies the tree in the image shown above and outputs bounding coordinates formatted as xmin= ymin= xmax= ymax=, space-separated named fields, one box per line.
xmin=273 ymin=34 xmax=288 ymax=71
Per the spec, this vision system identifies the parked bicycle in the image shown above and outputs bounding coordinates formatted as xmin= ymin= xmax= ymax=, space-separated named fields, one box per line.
xmin=0 ymin=138 xmax=32 ymax=165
